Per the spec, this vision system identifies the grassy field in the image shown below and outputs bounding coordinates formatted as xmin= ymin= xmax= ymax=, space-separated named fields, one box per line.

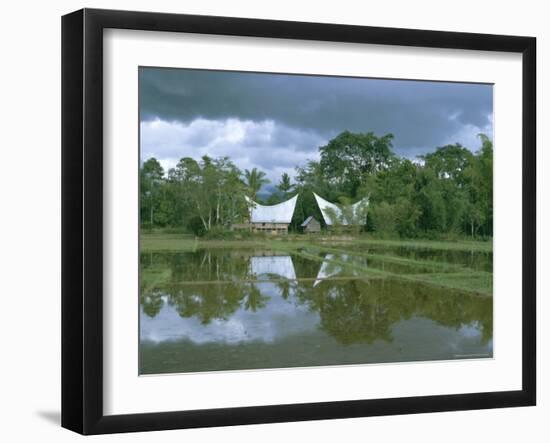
xmin=141 ymin=232 xmax=492 ymax=252
xmin=140 ymin=232 xmax=492 ymax=296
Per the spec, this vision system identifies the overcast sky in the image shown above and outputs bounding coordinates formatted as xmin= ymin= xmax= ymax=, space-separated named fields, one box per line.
xmin=140 ymin=67 xmax=493 ymax=183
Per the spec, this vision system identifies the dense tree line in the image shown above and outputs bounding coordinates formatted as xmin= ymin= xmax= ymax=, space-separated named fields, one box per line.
xmin=140 ymin=130 xmax=493 ymax=238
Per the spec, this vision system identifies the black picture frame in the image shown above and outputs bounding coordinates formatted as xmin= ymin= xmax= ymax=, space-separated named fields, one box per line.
xmin=61 ymin=8 xmax=536 ymax=435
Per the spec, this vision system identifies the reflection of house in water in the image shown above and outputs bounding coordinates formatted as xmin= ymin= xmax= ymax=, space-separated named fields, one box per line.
xmin=245 ymin=253 xmax=365 ymax=285
xmin=249 ymin=255 xmax=297 ymax=280
xmin=313 ymin=254 xmax=365 ymax=286
xmin=233 ymin=195 xmax=298 ymax=234
xmin=313 ymin=254 xmax=340 ymax=287
xmin=244 ymin=252 xmax=366 ymax=285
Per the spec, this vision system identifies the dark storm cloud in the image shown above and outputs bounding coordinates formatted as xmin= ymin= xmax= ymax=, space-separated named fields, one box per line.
xmin=139 ymin=67 xmax=493 ymax=152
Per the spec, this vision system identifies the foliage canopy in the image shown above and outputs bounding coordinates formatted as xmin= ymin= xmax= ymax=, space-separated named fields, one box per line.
xmin=140 ymin=131 xmax=493 ymax=238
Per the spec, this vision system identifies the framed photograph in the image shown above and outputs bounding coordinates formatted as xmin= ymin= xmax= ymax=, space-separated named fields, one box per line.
xmin=62 ymin=8 xmax=536 ymax=435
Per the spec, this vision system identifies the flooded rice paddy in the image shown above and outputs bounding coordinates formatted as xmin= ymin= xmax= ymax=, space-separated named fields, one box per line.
xmin=140 ymin=242 xmax=492 ymax=374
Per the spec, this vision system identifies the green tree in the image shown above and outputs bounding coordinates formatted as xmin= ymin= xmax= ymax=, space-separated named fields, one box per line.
xmin=319 ymin=131 xmax=395 ymax=197
xmin=415 ymin=167 xmax=447 ymax=233
xmin=169 ymin=156 xmax=248 ymax=232
xmin=361 ymin=157 xmax=421 ymax=237
xmin=463 ymin=134 xmax=493 ymax=237
xmin=369 ymin=202 xmax=397 ymax=237
xmin=421 ymin=143 xmax=473 ymax=184
xmin=140 ymin=158 xmax=164 ymax=227
xmin=244 ymin=168 xmax=270 ymax=200
xmin=276 ymin=172 xmax=294 ymax=197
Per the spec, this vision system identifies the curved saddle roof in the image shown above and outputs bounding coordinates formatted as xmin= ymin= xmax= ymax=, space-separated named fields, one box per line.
xmin=245 ymin=194 xmax=298 ymax=224
xmin=313 ymin=192 xmax=368 ymax=225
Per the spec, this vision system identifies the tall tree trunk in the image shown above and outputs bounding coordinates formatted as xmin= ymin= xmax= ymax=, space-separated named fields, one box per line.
xmin=194 ymin=196 xmax=209 ymax=231
xmin=216 ymin=192 xmax=221 ymax=224
xmin=200 ymin=215 xmax=208 ymax=231
xmin=150 ymin=193 xmax=153 ymax=227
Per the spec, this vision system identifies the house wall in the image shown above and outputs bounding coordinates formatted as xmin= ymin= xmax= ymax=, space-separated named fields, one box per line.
xmin=252 ymin=223 xmax=289 ymax=234
xmin=233 ymin=223 xmax=289 ymax=234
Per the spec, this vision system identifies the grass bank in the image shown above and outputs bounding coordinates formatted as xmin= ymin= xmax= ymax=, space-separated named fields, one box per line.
xmin=140 ymin=232 xmax=492 ymax=253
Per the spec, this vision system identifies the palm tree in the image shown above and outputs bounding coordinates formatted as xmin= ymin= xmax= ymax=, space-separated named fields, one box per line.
xmin=276 ymin=172 xmax=294 ymax=197
xmin=244 ymin=168 xmax=270 ymax=200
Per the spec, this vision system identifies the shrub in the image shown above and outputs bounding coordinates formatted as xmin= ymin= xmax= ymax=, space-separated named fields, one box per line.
xmin=369 ymin=202 xmax=397 ymax=237
xmin=202 ymin=226 xmax=235 ymax=240
xmin=186 ymin=216 xmax=206 ymax=237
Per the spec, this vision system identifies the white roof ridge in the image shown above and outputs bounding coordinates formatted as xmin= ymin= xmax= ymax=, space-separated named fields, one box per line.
xmin=313 ymin=191 xmax=368 ymax=206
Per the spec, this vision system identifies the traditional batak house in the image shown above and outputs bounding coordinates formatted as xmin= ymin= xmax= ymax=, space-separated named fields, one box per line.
xmin=312 ymin=192 xmax=369 ymax=227
xmin=233 ymin=195 xmax=298 ymax=234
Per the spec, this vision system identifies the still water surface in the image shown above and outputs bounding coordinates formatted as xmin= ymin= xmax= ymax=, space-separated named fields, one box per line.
xmin=140 ymin=247 xmax=492 ymax=374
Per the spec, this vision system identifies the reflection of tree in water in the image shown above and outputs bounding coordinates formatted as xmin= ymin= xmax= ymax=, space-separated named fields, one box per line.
xmin=295 ymin=278 xmax=492 ymax=345
xmin=392 ymin=247 xmax=493 ymax=273
xmin=276 ymin=279 xmax=293 ymax=300
xmin=140 ymin=251 xmax=492 ymax=344
xmin=141 ymin=285 xmax=268 ymax=325
xmin=140 ymin=249 xmax=253 ymax=286
xmin=242 ymin=284 xmax=268 ymax=312
xmin=291 ymin=254 xmax=326 ymax=279
xmin=321 ymin=283 xmax=393 ymax=344
xmin=294 ymin=279 xmax=393 ymax=344
xmin=140 ymin=291 xmax=165 ymax=318
xmin=140 ymin=251 xmax=253 ymax=324
xmin=167 ymin=282 xmax=266 ymax=325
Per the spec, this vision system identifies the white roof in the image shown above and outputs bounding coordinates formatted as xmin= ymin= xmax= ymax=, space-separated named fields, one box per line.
xmin=313 ymin=192 xmax=368 ymax=225
xmin=313 ymin=254 xmax=340 ymax=287
xmin=250 ymin=256 xmax=297 ymax=280
xmin=313 ymin=254 xmax=362 ymax=286
xmin=245 ymin=195 xmax=298 ymax=223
